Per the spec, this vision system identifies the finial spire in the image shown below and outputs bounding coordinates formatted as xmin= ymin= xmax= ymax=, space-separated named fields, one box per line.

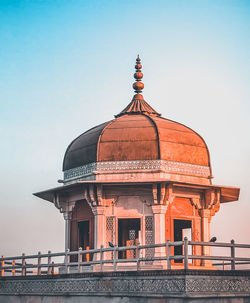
xmin=133 ymin=55 xmax=144 ymax=93
xmin=115 ymin=56 xmax=161 ymax=118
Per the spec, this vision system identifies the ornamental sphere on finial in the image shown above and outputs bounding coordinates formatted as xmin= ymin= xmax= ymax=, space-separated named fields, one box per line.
xmin=133 ymin=81 xmax=144 ymax=92
xmin=135 ymin=63 xmax=142 ymax=70
xmin=134 ymin=71 xmax=143 ymax=80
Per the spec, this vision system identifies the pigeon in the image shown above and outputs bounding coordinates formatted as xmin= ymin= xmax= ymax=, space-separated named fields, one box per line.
xmin=108 ymin=242 xmax=115 ymax=247
xmin=209 ymin=237 xmax=217 ymax=242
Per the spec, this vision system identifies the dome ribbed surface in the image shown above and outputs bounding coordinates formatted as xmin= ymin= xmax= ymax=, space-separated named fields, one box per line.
xmin=116 ymin=94 xmax=160 ymax=117
xmin=63 ymin=112 xmax=211 ymax=171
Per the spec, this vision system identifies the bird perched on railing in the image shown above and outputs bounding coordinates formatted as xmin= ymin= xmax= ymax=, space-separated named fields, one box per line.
xmin=108 ymin=242 xmax=115 ymax=247
xmin=210 ymin=237 xmax=217 ymax=242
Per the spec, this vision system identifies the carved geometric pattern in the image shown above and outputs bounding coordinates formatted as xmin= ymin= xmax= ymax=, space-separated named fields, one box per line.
xmin=0 ymin=277 xmax=185 ymax=295
xmin=0 ymin=273 xmax=249 ymax=297
xmin=186 ymin=277 xmax=250 ymax=293
xmin=145 ymin=216 xmax=154 ymax=262
xmin=106 ymin=216 xmax=115 ymax=259
xmin=64 ymin=160 xmax=210 ymax=182
xmin=64 ymin=162 xmax=97 ymax=181
xmin=129 ymin=230 xmax=136 ymax=241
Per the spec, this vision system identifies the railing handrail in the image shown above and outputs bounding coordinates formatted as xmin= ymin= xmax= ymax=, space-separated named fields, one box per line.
xmin=1 ymin=239 xmax=250 ymax=277
xmin=0 ymin=241 xmax=184 ymax=262
xmin=188 ymin=241 xmax=250 ymax=249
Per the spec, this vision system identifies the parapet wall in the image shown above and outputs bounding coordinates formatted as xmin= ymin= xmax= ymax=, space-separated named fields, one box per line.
xmin=0 ymin=270 xmax=250 ymax=302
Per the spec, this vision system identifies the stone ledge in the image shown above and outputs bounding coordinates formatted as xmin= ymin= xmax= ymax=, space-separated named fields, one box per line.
xmin=0 ymin=270 xmax=249 ymax=298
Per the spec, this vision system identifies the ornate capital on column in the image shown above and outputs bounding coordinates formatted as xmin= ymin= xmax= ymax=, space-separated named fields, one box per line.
xmin=63 ymin=211 xmax=72 ymax=220
xmin=60 ymin=201 xmax=76 ymax=214
xmin=92 ymin=206 xmax=106 ymax=216
xmin=152 ymin=204 xmax=168 ymax=214
xmin=199 ymin=209 xmax=211 ymax=218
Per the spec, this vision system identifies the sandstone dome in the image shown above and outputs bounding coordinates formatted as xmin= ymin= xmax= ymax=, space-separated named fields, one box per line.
xmin=63 ymin=57 xmax=212 ymax=185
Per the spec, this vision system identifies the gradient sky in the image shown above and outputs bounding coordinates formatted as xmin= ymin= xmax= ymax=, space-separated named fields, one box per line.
xmin=0 ymin=0 xmax=250 ymax=257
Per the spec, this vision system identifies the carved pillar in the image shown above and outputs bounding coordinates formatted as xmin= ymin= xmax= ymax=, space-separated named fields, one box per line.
xmin=199 ymin=209 xmax=212 ymax=266
xmin=152 ymin=205 xmax=167 ymax=259
xmin=93 ymin=206 xmax=106 ymax=250
xmin=63 ymin=211 xmax=72 ymax=251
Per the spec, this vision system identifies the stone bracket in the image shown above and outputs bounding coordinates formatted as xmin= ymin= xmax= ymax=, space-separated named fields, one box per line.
xmin=84 ymin=184 xmax=104 ymax=209
xmin=53 ymin=193 xmax=76 ymax=214
xmin=152 ymin=183 xmax=174 ymax=206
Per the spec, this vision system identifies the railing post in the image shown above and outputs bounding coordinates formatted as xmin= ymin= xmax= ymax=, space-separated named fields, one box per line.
xmin=166 ymin=239 xmax=171 ymax=269
xmin=47 ymin=250 xmax=52 ymax=275
xmin=65 ymin=249 xmax=70 ymax=274
xmin=100 ymin=245 xmax=103 ymax=272
xmin=136 ymin=243 xmax=140 ymax=271
xmin=231 ymin=239 xmax=235 ymax=270
xmin=52 ymin=261 xmax=55 ymax=275
xmin=86 ymin=246 xmax=90 ymax=262
xmin=21 ymin=253 xmax=26 ymax=276
xmin=78 ymin=247 xmax=83 ymax=273
xmin=184 ymin=237 xmax=188 ymax=270
xmin=1 ymin=256 xmax=4 ymax=277
xmin=37 ymin=251 xmax=42 ymax=275
xmin=113 ymin=246 xmax=117 ymax=271
xmin=12 ymin=260 xmax=15 ymax=276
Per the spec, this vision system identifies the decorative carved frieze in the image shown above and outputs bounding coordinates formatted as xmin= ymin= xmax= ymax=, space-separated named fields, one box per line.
xmin=0 ymin=272 xmax=249 ymax=297
xmin=64 ymin=160 xmax=211 ymax=182
xmin=64 ymin=162 xmax=97 ymax=180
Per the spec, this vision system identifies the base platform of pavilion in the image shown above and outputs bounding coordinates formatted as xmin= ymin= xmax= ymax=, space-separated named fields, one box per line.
xmin=0 ymin=270 xmax=250 ymax=303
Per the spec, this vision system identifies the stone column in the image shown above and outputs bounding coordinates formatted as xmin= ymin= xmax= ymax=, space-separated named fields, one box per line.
xmin=63 ymin=211 xmax=72 ymax=251
xmin=152 ymin=205 xmax=167 ymax=260
xmin=93 ymin=206 xmax=106 ymax=250
xmin=199 ymin=209 xmax=212 ymax=267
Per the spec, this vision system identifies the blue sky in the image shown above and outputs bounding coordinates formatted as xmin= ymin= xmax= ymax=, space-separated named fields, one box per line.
xmin=0 ymin=0 xmax=250 ymax=256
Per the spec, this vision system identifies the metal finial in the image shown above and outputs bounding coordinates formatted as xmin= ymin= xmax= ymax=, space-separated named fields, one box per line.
xmin=133 ymin=55 xmax=144 ymax=93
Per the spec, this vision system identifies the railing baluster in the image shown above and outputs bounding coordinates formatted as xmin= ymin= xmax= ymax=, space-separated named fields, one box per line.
xmin=65 ymin=249 xmax=70 ymax=274
xmin=86 ymin=246 xmax=90 ymax=262
xmin=166 ymin=239 xmax=171 ymax=269
xmin=47 ymin=250 xmax=52 ymax=275
xmin=37 ymin=251 xmax=42 ymax=275
xmin=113 ymin=246 xmax=117 ymax=271
xmin=78 ymin=247 xmax=83 ymax=273
xmin=184 ymin=237 xmax=188 ymax=270
xmin=12 ymin=260 xmax=15 ymax=276
xmin=100 ymin=245 xmax=103 ymax=272
xmin=21 ymin=253 xmax=26 ymax=276
xmin=52 ymin=261 xmax=55 ymax=275
xmin=231 ymin=239 xmax=235 ymax=270
xmin=136 ymin=243 xmax=140 ymax=271
xmin=1 ymin=256 xmax=5 ymax=277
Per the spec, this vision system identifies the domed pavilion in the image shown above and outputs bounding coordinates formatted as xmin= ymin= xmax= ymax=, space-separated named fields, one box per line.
xmin=34 ymin=56 xmax=240 ymax=269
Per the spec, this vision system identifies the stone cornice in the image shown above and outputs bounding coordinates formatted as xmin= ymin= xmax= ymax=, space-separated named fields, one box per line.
xmin=64 ymin=160 xmax=211 ymax=184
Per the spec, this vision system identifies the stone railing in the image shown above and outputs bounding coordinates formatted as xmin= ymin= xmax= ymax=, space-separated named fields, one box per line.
xmin=1 ymin=238 xmax=250 ymax=277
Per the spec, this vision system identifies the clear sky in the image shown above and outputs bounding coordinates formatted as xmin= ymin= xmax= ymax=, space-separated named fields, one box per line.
xmin=0 ymin=0 xmax=250 ymax=257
